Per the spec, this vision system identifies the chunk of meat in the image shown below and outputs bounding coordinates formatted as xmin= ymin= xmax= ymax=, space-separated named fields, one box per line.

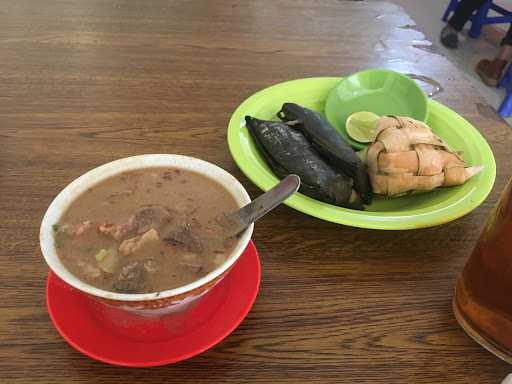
xmin=134 ymin=206 xmax=172 ymax=234
xmin=119 ymin=229 xmax=160 ymax=256
xmin=162 ymin=221 xmax=204 ymax=253
xmin=98 ymin=217 xmax=137 ymax=241
xmin=112 ymin=261 xmax=147 ymax=293
xmin=98 ymin=206 xmax=172 ymax=241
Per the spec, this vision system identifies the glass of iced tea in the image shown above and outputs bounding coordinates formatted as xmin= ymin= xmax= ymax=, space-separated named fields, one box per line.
xmin=453 ymin=178 xmax=512 ymax=363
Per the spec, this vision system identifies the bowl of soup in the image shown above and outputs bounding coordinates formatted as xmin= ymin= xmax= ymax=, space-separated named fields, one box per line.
xmin=40 ymin=154 xmax=253 ymax=316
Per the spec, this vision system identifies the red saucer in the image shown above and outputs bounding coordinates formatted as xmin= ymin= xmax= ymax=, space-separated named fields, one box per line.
xmin=46 ymin=241 xmax=261 ymax=367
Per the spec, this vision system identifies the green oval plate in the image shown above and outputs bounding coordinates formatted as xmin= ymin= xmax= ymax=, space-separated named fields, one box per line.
xmin=227 ymin=77 xmax=496 ymax=230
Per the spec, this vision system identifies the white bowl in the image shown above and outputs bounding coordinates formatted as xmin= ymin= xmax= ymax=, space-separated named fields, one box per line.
xmin=40 ymin=154 xmax=253 ymax=315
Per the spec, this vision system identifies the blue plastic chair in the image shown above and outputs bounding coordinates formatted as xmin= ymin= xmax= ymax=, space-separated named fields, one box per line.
xmin=442 ymin=0 xmax=512 ymax=39
xmin=498 ymin=64 xmax=512 ymax=117
xmin=443 ymin=0 xmax=512 ymax=117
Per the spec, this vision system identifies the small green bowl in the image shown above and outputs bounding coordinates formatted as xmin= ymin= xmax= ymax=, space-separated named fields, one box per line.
xmin=325 ymin=68 xmax=428 ymax=150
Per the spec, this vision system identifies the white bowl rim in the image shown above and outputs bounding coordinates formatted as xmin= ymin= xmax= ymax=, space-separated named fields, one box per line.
xmin=40 ymin=154 xmax=254 ymax=302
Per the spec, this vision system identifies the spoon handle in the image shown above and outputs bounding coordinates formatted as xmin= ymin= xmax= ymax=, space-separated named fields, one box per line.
xmin=224 ymin=174 xmax=300 ymax=235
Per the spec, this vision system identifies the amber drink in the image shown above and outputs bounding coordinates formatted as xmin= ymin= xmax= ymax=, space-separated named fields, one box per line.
xmin=454 ymin=178 xmax=512 ymax=363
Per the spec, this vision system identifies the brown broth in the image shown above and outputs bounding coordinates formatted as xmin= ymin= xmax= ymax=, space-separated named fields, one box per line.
xmin=55 ymin=167 xmax=239 ymax=294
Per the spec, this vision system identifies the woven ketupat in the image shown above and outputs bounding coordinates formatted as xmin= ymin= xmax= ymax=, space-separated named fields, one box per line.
xmin=366 ymin=116 xmax=483 ymax=196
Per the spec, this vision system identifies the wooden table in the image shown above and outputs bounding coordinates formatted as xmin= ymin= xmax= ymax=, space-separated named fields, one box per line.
xmin=1 ymin=1 xmax=511 ymax=382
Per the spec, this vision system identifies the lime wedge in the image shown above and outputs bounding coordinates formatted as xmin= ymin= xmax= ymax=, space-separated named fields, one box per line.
xmin=346 ymin=111 xmax=380 ymax=143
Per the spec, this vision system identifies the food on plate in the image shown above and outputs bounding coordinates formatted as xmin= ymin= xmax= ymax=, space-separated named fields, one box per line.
xmin=53 ymin=168 xmax=239 ymax=294
xmin=365 ymin=115 xmax=483 ymax=196
xmin=277 ymin=103 xmax=373 ymax=204
xmin=245 ymin=116 xmax=363 ymax=209
xmin=245 ymin=100 xmax=483 ymax=208
xmin=345 ymin=111 xmax=380 ymax=143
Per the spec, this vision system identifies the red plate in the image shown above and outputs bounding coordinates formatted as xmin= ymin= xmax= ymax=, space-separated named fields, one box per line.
xmin=46 ymin=241 xmax=261 ymax=367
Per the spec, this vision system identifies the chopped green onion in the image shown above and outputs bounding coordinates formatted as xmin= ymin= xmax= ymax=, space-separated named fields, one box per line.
xmin=95 ymin=249 xmax=112 ymax=262
xmin=52 ymin=224 xmax=60 ymax=233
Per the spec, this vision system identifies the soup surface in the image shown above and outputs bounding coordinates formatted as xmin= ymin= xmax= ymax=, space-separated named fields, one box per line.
xmin=54 ymin=167 xmax=240 ymax=294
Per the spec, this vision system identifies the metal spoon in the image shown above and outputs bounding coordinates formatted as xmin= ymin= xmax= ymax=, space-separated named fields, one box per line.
xmin=217 ymin=174 xmax=301 ymax=237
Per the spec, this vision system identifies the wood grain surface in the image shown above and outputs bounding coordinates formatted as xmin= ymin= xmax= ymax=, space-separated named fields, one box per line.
xmin=1 ymin=0 xmax=511 ymax=382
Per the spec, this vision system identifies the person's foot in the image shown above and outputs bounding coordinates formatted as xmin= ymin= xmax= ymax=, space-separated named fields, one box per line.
xmin=440 ymin=24 xmax=459 ymax=49
xmin=475 ymin=58 xmax=507 ymax=87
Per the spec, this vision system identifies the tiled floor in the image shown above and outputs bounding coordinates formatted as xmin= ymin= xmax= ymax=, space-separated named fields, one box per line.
xmin=387 ymin=0 xmax=512 ymax=125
